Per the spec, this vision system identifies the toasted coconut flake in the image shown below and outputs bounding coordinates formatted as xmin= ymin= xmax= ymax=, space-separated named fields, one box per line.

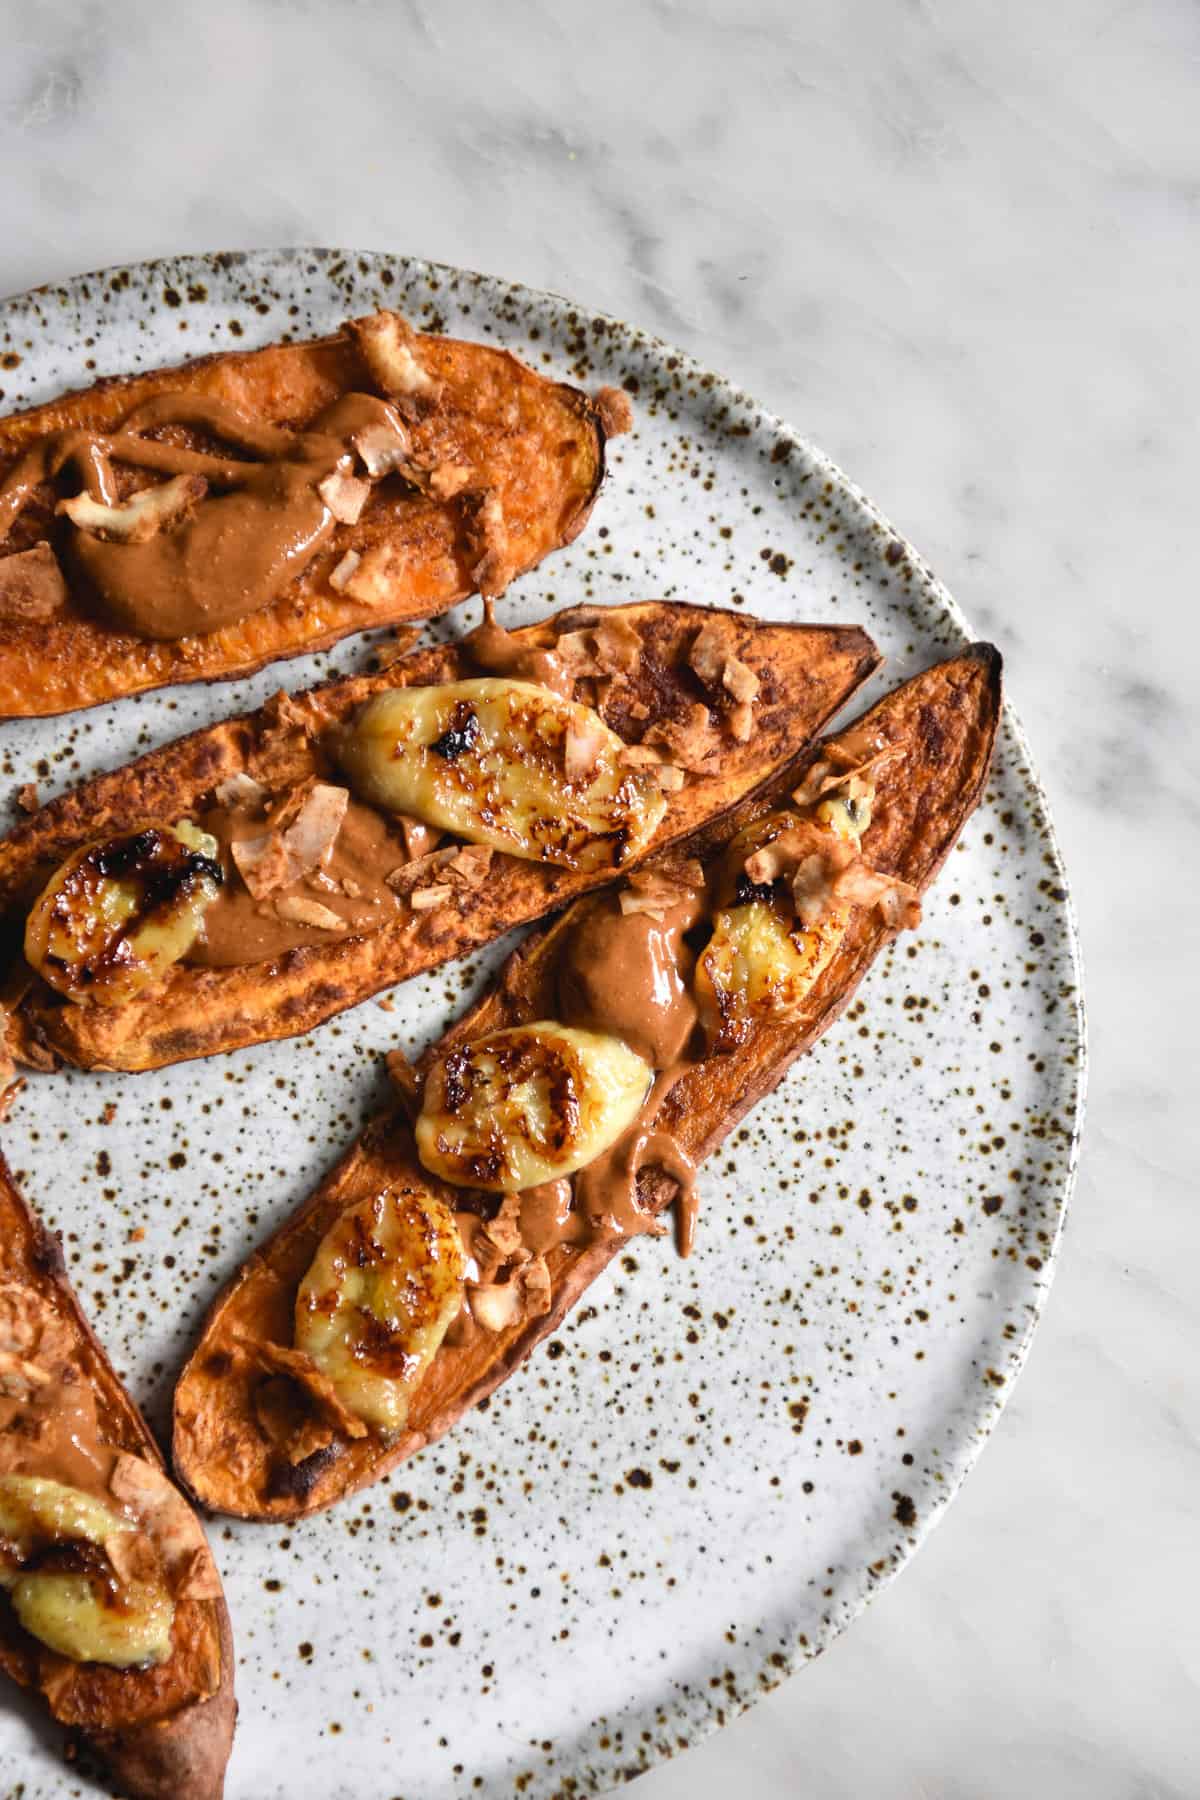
xmin=263 ymin=689 xmax=310 ymax=735
xmin=618 ymin=888 xmax=672 ymax=920
xmin=351 ymin=414 xmax=411 ymax=478
xmin=688 ymin=618 xmax=733 ymax=686
xmin=521 ymin=1255 xmax=553 ymax=1318
xmin=743 ymin=827 xmax=819 ymax=887
xmin=409 ymin=883 xmax=454 ymax=912
xmin=619 ymin=742 xmax=667 ymax=769
xmin=619 ymin=860 xmax=704 ymax=920
xmin=274 ymin=894 xmax=345 ymax=930
xmin=318 ymin=469 xmax=370 ymax=525
xmin=109 ymin=1452 xmax=224 ymax=1599
xmin=16 ymin=782 xmax=39 ymax=813
xmin=231 ymin=831 xmax=286 ymax=894
xmin=469 ymin=1281 xmax=522 ymax=1334
xmin=595 ymin=386 xmax=635 ymax=436
xmin=564 ymin=711 xmax=608 ymax=783
xmin=727 ymin=700 xmax=755 ymax=743
xmin=350 ymin=312 xmax=441 ymax=405
xmin=342 ymin=544 xmax=395 ymax=607
xmin=0 ymin=1286 xmax=73 ymax=1371
xmin=555 ymin=629 xmax=601 ymax=674
xmin=791 ymin=745 xmax=902 ymax=810
xmin=462 ymin=489 xmax=514 ymax=597
xmin=646 ymin=702 xmax=720 ymax=772
xmin=480 ymin=1194 xmax=524 ymax=1260
xmin=103 ymin=1528 xmax=161 ymax=1590
xmin=328 ymin=548 xmax=361 ymax=593
xmin=232 ymin=782 xmax=349 ymax=899
xmin=745 ymin=822 xmax=921 ymax=932
xmin=447 ymin=844 xmax=493 ymax=888
xmin=397 ymin=813 xmax=442 ymax=862
xmin=825 ymin=860 xmax=922 ymax=930
xmin=0 ymin=543 xmax=68 ymax=621
xmin=213 ymin=771 xmax=267 ymax=810
xmin=284 ymin=782 xmax=349 ymax=866
xmin=591 ymin=616 xmax=642 ymax=674
xmin=58 ymin=473 xmax=207 ymax=543
xmin=426 ymin=461 xmax=471 ymax=499
xmin=723 ymin=655 xmax=760 ymax=705
xmin=654 ymin=763 xmax=686 ymax=792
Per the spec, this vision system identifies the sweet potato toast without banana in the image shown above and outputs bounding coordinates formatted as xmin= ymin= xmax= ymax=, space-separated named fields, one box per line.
xmin=172 ymin=644 xmax=1001 ymax=1522
xmin=0 ymin=310 xmax=620 ymax=717
xmin=0 ymin=601 xmax=879 ymax=1074
xmin=0 ymin=1157 xmax=235 ymax=1797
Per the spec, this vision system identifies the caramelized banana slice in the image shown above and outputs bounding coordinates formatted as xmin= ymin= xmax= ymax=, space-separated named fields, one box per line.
xmin=696 ymin=811 xmax=851 ymax=1054
xmin=294 ymin=1184 xmax=466 ymax=1434
xmin=0 ymin=1474 xmax=174 ymax=1667
xmin=416 ymin=1022 xmax=651 ymax=1191
xmin=24 ymin=821 xmax=222 ymax=1007
xmin=337 ymin=678 xmax=667 ymax=871
xmin=696 ymin=896 xmax=848 ymax=1055
xmin=11 ymin=1568 xmax=174 ymax=1669
xmin=0 ymin=1473 xmax=127 ymax=1567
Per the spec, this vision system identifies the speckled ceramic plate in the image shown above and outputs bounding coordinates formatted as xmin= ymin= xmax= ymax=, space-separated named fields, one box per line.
xmin=0 ymin=251 xmax=1084 ymax=1800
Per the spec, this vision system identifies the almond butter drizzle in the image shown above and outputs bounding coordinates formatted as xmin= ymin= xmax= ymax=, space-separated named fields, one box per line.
xmin=463 ymin=598 xmax=576 ymax=697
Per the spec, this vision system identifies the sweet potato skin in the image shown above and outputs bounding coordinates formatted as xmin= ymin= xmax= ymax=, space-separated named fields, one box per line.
xmin=0 ymin=1156 xmax=236 ymax=1799
xmin=172 ymin=645 xmax=1001 ymax=1522
xmin=0 ymin=601 xmax=880 ymax=1073
xmin=0 ymin=322 xmax=609 ymax=717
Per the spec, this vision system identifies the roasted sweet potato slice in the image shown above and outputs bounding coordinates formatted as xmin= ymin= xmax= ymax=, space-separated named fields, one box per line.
xmin=0 ymin=1155 xmax=235 ymax=1797
xmin=0 ymin=312 xmax=618 ymax=717
xmin=172 ymin=645 xmax=1001 ymax=1521
xmin=0 ymin=601 xmax=879 ymax=1073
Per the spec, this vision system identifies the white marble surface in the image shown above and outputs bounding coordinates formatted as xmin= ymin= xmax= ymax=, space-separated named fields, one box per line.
xmin=0 ymin=3 xmax=1195 ymax=1797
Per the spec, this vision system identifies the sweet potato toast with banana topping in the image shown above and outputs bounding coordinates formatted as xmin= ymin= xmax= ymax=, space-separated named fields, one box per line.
xmin=0 ymin=600 xmax=879 ymax=1074
xmin=0 ymin=310 xmax=624 ymax=717
xmin=172 ymin=644 xmax=1001 ymax=1522
xmin=0 ymin=1157 xmax=235 ymax=1797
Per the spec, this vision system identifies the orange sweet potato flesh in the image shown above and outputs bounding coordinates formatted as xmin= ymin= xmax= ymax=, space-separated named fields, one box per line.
xmin=172 ymin=645 xmax=1002 ymax=1521
xmin=0 ymin=1156 xmax=235 ymax=1798
xmin=0 ymin=600 xmax=880 ymax=1073
xmin=0 ymin=319 xmax=610 ymax=717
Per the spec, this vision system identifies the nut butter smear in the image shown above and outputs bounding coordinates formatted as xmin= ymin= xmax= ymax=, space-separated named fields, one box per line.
xmin=463 ymin=597 xmax=575 ymax=698
xmin=188 ymin=791 xmax=405 ymax=968
xmin=0 ymin=390 xmax=407 ymax=639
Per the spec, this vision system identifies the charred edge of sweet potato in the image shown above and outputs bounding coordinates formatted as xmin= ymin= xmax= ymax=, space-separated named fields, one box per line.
xmin=170 ymin=645 xmax=1001 ymax=1521
xmin=0 ymin=604 xmax=881 ymax=1073
xmin=0 ymin=1155 xmax=236 ymax=1799
xmin=0 ymin=324 xmax=612 ymax=721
